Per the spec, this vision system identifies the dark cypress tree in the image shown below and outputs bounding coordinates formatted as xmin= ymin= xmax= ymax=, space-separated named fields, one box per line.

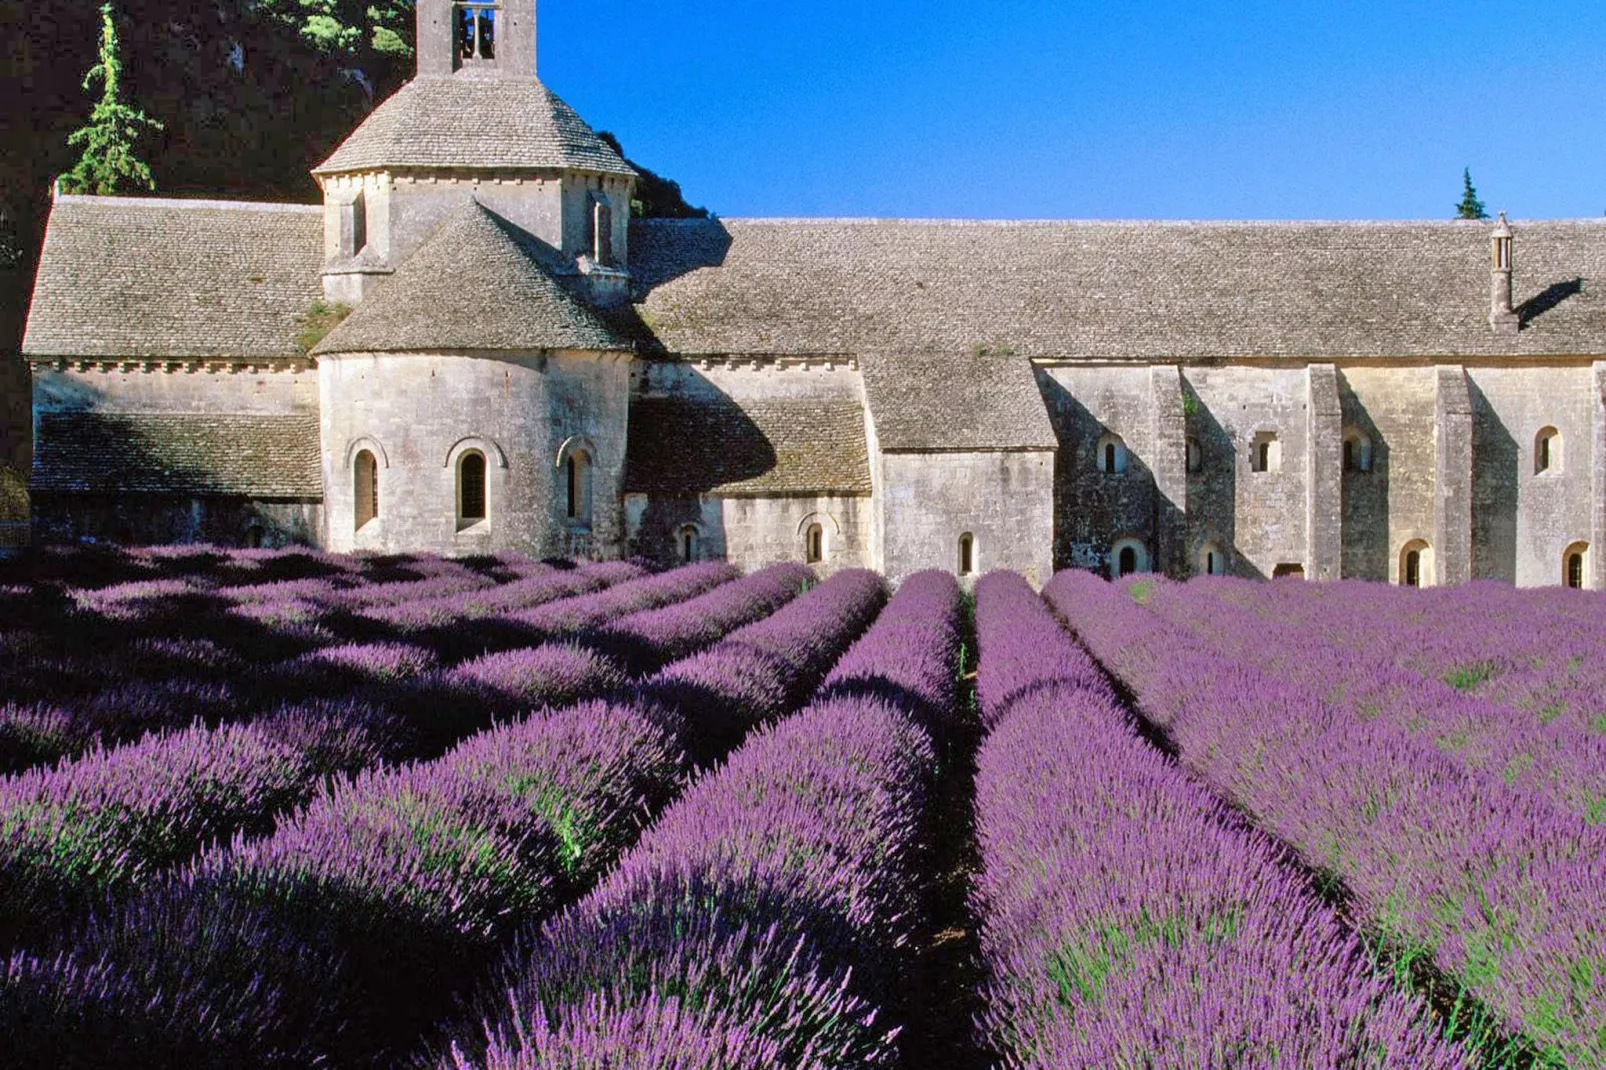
xmin=1455 ymin=168 xmax=1489 ymax=220
xmin=60 ymin=5 xmax=164 ymax=195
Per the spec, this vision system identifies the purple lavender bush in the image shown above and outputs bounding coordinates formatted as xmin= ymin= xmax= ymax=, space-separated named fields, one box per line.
xmin=0 ymin=723 xmax=316 ymax=952
xmin=586 ymin=562 xmax=813 ymax=676
xmin=442 ymin=570 xmax=962 ymax=1070
xmin=1048 ymin=568 xmax=1606 ymax=1067
xmin=641 ymin=568 xmax=886 ymax=763
xmin=971 ymin=570 xmax=1471 ymax=1068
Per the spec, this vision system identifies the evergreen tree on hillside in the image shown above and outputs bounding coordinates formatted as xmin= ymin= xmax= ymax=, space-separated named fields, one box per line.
xmin=60 ymin=5 xmax=164 ymax=195
xmin=1456 ymin=168 xmax=1489 ymax=220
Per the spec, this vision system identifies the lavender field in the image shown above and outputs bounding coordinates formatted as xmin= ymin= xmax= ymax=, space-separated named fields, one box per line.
xmin=0 ymin=545 xmax=1599 ymax=1068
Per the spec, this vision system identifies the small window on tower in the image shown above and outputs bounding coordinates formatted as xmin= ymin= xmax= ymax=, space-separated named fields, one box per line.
xmin=593 ymin=197 xmax=614 ymax=266
xmin=457 ymin=4 xmax=497 ymax=61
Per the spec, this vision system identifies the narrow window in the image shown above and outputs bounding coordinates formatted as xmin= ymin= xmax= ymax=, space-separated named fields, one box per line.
xmin=805 ymin=523 xmax=825 ymax=564
xmin=566 ymin=450 xmax=593 ymax=527
xmin=1405 ymin=550 xmax=1421 ymax=588
xmin=1564 ymin=542 xmax=1588 ymax=589
xmin=1199 ymin=541 xmax=1225 ymax=576
xmin=1535 ymin=427 xmax=1560 ymax=475
xmin=1206 ymin=551 xmax=1217 ymax=574
xmin=593 ymin=198 xmax=614 ymax=266
xmin=1097 ymin=434 xmax=1127 ymax=475
xmin=1343 ymin=439 xmax=1354 ymax=473
xmin=1251 ymin=432 xmax=1281 ymax=473
xmin=678 ymin=525 xmax=699 ymax=563
xmin=1119 ymin=546 xmax=1137 ymax=577
xmin=354 ymin=449 xmax=379 ymax=530
xmin=1398 ymin=540 xmax=1431 ymax=588
xmin=958 ymin=533 xmax=976 ymax=576
xmin=1186 ymin=437 xmax=1203 ymax=474
xmin=459 ymin=451 xmax=487 ymax=525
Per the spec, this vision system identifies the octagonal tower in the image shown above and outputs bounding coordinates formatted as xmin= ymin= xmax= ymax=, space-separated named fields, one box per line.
xmin=312 ymin=0 xmax=637 ymax=307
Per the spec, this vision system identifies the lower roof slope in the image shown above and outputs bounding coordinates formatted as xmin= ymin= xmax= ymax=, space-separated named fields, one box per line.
xmin=625 ymin=395 xmax=872 ymax=497
xmin=32 ymin=412 xmax=322 ymax=498
xmin=23 ymin=197 xmax=324 ymax=361
xmin=861 ymin=352 xmax=1057 ymax=451
xmin=628 ymin=218 xmax=1606 ymax=360
xmin=314 ymin=201 xmax=630 ymax=355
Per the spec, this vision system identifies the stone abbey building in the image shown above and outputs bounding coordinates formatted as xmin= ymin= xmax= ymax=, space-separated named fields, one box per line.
xmin=21 ymin=0 xmax=1606 ymax=587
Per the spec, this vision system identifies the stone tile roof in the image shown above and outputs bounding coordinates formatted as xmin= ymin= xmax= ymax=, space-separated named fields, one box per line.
xmin=31 ymin=412 xmax=322 ymax=498
xmin=861 ymin=352 xmax=1057 ymax=451
xmin=23 ymin=196 xmax=324 ymax=361
xmin=625 ymin=395 xmax=872 ymax=496
xmin=314 ymin=201 xmax=630 ymax=355
xmin=315 ymin=77 xmax=636 ymax=177
xmin=629 ymin=218 xmax=1606 ymax=360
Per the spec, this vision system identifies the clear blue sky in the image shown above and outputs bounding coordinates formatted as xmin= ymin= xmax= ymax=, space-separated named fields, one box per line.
xmin=537 ymin=0 xmax=1605 ymax=221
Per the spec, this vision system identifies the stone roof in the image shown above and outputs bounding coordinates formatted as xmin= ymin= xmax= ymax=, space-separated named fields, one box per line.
xmin=314 ymin=201 xmax=631 ymax=355
xmin=23 ymin=197 xmax=324 ymax=361
xmin=861 ymin=352 xmax=1057 ymax=451
xmin=629 ymin=218 xmax=1606 ymax=360
xmin=315 ymin=77 xmax=636 ymax=177
xmin=625 ymin=395 xmax=872 ymax=497
xmin=32 ymin=412 xmax=322 ymax=498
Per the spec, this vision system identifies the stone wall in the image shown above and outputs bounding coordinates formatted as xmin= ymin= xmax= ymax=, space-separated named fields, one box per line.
xmin=319 ymin=349 xmax=631 ymax=557
xmin=1337 ymin=366 xmax=1438 ymax=581
xmin=31 ymin=495 xmax=320 ymax=548
xmin=625 ymin=493 xmax=870 ymax=574
xmin=874 ymin=450 xmax=1055 ymax=587
xmin=1468 ymin=364 xmax=1596 ymax=586
xmin=1181 ymin=365 xmax=1314 ymax=579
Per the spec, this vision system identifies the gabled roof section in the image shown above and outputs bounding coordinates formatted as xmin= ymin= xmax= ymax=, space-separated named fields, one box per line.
xmin=314 ymin=201 xmax=630 ymax=355
xmin=23 ymin=196 xmax=323 ymax=360
xmin=625 ymin=395 xmax=872 ymax=497
xmin=32 ymin=412 xmax=322 ymax=498
xmin=314 ymin=77 xmax=636 ymax=177
xmin=629 ymin=218 xmax=1606 ymax=360
xmin=861 ymin=352 xmax=1057 ymax=451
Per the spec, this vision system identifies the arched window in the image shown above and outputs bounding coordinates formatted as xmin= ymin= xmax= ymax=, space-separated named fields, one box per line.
xmin=354 ymin=449 xmax=379 ymax=530
xmin=1186 ymin=437 xmax=1203 ymax=474
xmin=677 ymin=525 xmax=699 ymax=563
xmin=805 ymin=522 xmax=825 ymax=564
xmin=1097 ymin=433 xmax=1128 ymax=475
xmin=958 ymin=533 xmax=976 ymax=576
xmin=1251 ymin=432 xmax=1281 ymax=473
xmin=566 ymin=450 xmax=593 ymax=528
xmin=1111 ymin=537 xmax=1148 ymax=579
xmin=1564 ymin=542 xmax=1588 ymax=589
xmin=458 ymin=451 xmax=488 ymax=528
xmin=1399 ymin=539 xmax=1432 ymax=588
xmin=1535 ymin=427 xmax=1561 ymax=475
xmin=1343 ymin=428 xmax=1373 ymax=474
xmin=1199 ymin=541 xmax=1226 ymax=576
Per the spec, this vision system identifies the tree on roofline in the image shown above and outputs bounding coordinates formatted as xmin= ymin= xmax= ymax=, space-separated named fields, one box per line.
xmin=59 ymin=4 xmax=164 ymax=196
xmin=1456 ymin=168 xmax=1489 ymax=221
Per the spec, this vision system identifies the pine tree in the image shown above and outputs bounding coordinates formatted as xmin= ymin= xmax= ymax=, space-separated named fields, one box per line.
xmin=59 ymin=4 xmax=163 ymax=196
xmin=1456 ymin=168 xmax=1489 ymax=220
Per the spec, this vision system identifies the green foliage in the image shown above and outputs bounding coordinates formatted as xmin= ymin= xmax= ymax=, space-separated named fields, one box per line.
xmin=294 ymin=301 xmax=351 ymax=353
xmin=1456 ymin=168 xmax=1489 ymax=221
xmin=59 ymin=5 xmax=164 ymax=196
xmin=272 ymin=0 xmax=415 ymax=60
xmin=1181 ymin=392 xmax=1200 ymax=419
xmin=597 ymin=132 xmax=710 ymax=219
xmin=0 ymin=465 xmax=26 ymax=522
xmin=1442 ymin=661 xmax=1497 ymax=692
xmin=970 ymin=343 xmax=1017 ymax=358
xmin=1127 ymin=580 xmax=1154 ymax=605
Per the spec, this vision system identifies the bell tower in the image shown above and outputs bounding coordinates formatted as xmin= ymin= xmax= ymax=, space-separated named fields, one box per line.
xmin=417 ymin=0 xmax=538 ymax=79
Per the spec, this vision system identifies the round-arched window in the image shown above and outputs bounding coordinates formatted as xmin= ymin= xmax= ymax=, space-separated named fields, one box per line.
xmin=1199 ymin=541 xmax=1226 ymax=576
xmin=565 ymin=449 xmax=593 ymax=527
xmin=805 ymin=522 xmax=826 ymax=564
xmin=1535 ymin=427 xmax=1561 ymax=475
xmin=354 ymin=449 xmax=379 ymax=530
xmin=677 ymin=524 xmax=699 ymax=563
xmin=1097 ymin=434 xmax=1129 ymax=475
xmin=1564 ymin=542 xmax=1588 ymax=589
xmin=958 ymin=533 xmax=977 ymax=576
xmin=1343 ymin=428 xmax=1373 ymax=474
xmin=1111 ymin=537 xmax=1149 ymax=579
xmin=458 ymin=451 xmax=488 ymax=528
xmin=1399 ymin=539 xmax=1433 ymax=588
xmin=1186 ymin=437 xmax=1203 ymax=474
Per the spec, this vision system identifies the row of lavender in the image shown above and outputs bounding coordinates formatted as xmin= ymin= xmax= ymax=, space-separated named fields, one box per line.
xmin=0 ymin=544 xmax=815 ymax=773
xmin=1144 ymin=575 xmax=1606 ymax=826
xmin=1053 ymin=571 xmax=1605 ymax=1068
xmin=0 ymin=563 xmax=808 ymax=954
xmin=439 ymin=570 xmax=965 ymax=1068
xmin=2 ymin=567 xmax=887 ymax=1067
xmin=969 ymin=572 xmax=1469 ymax=1067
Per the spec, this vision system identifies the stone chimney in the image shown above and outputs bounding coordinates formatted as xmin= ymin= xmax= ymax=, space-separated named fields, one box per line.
xmin=1489 ymin=212 xmax=1519 ymax=335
